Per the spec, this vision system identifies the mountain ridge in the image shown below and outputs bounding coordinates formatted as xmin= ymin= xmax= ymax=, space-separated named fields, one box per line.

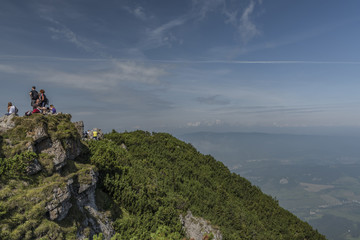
xmin=0 ymin=114 xmax=326 ymax=239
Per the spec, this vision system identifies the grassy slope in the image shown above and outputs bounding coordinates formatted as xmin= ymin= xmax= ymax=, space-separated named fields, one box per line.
xmin=88 ymin=130 xmax=326 ymax=240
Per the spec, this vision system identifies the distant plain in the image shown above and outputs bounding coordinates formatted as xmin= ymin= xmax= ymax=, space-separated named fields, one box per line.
xmin=179 ymin=132 xmax=360 ymax=240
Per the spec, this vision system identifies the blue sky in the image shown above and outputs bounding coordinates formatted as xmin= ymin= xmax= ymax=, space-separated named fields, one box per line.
xmin=1 ymin=0 xmax=360 ymax=135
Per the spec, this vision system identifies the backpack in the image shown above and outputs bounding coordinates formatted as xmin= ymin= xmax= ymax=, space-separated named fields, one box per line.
xmin=15 ymin=106 xmax=18 ymax=114
xmin=31 ymin=90 xmax=39 ymax=100
xmin=44 ymin=95 xmax=49 ymax=105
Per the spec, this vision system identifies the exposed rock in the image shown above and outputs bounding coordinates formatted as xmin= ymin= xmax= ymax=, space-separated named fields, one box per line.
xmin=31 ymin=124 xmax=48 ymax=143
xmin=64 ymin=138 xmax=83 ymax=160
xmin=74 ymin=169 xmax=115 ymax=240
xmin=26 ymin=158 xmax=42 ymax=175
xmin=45 ymin=169 xmax=114 ymax=240
xmin=46 ymin=182 xmax=73 ymax=221
xmin=120 ymin=143 xmax=127 ymax=150
xmin=180 ymin=211 xmax=222 ymax=240
xmin=0 ymin=114 xmax=16 ymax=133
xmin=74 ymin=121 xmax=85 ymax=138
xmin=38 ymin=139 xmax=67 ymax=171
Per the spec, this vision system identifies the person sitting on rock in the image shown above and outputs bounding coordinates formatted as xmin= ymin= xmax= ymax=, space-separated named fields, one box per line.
xmin=32 ymin=104 xmax=41 ymax=114
xmin=50 ymin=104 xmax=56 ymax=114
xmin=5 ymin=102 xmax=17 ymax=116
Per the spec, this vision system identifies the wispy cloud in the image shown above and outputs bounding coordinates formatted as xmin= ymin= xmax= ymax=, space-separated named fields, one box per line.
xmin=144 ymin=16 xmax=188 ymax=48
xmin=191 ymin=0 xmax=225 ymax=19
xmin=0 ymin=60 xmax=167 ymax=91
xmin=238 ymin=0 xmax=261 ymax=43
xmin=46 ymin=19 xmax=106 ymax=56
xmin=222 ymin=0 xmax=261 ymax=44
xmin=124 ymin=6 xmax=149 ymax=21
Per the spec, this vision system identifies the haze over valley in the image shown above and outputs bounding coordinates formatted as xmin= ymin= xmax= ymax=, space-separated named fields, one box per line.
xmin=180 ymin=132 xmax=360 ymax=240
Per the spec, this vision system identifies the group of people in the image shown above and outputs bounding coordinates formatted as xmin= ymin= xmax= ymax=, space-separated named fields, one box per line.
xmin=27 ymin=86 xmax=56 ymax=115
xmin=4 ymin=86 xmax=56 ymax=116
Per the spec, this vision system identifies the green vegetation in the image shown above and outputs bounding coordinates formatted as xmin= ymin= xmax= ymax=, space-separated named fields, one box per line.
xmin=0 ymin=115 xmax=326 ymax=239
xmin=87 ymin=130 xmax=325 ymax=239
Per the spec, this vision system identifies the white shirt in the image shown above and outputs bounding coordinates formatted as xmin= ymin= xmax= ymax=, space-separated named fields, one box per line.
xmin=8 ymin=105 xmax=16 ymax=114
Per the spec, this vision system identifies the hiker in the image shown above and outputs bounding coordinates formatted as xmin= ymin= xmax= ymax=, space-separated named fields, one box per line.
xmin=93 ymin=130 xmax=98 ymax=140
xmin=39 ymin=89 xmax=48 ymax=107
xmin=50 ymin=104 xmax=56 ymax=114
xmin=32 ymin=104 xmax=41 ymax=114
xmin=29 ymin=86 xmax=39 ymax=107
xmin=5 ymin=102 xmax=17 ymax=115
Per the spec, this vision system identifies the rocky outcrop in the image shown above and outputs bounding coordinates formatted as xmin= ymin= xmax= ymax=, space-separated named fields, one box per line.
xmin=46 ymin=181 xmax=73 ymax=221
xmin=26 ymin=158 xmax=43 ymax=175
xmin=0 ymin=114 xmax=16 ymax=133
xmin=45 ymin=169 xmax=114 ymax=240
xmin=74 ymin=121 xmax=85 ymax=138
xmin=25 ymin=122 xmax=83 ymax=171
xmin=1 ymin=115 xmax=114 ymax=239
xmin=180 ymin=211 xmax=223 ymax=240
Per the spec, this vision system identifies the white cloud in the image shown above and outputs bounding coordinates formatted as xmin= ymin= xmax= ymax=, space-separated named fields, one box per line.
xmin=124 ymin=6 xmax=148 ymax=20
xmin=239 ymin=0 xmax=261 ymax=43
xmin=0 ymin=60 xmax=167 ymax=92
xmin=144 ymin=16 xmax=188 ymax=48
xmin=191 ymin=0 xmax=225 ymax=19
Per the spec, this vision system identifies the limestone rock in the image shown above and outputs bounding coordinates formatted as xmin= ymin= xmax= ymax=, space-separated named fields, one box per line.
xmin=31 ymin=124 xmax=48 ymax=143
xmin=74 ymin=169 xmax=115 ymax=240
xmin=64 ymin=138 xmax=82 ymax=160
xmin=74 ymin=121 xmax=85 ymax=138
xmin=0 ymin=114 xmax=16 ymax=133
xmin=26 ymin=158 xmax=42 ymax=175
xmin=45 ymin=169 xmax=114 ymax=240
xmin=38 ymin=139 xmax=67 ymax=171
xmin=180 ymin=211 xmax=223 ymax=240
xmin=46 ymin=182 xmax=72 ymax=221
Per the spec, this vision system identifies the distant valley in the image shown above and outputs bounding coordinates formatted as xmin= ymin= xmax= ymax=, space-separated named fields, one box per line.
xmin=179 ymin=132 xmax=360 ymax=240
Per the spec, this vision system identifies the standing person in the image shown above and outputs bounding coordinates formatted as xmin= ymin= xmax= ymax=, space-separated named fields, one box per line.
xmin=39 ymin=89 xmax=48 ymax=107
xmin=5 ymin=102 xmax=16 ymax=115
xmin=29 ymin=86 xmax=39 ymax=107
xmin=93 ymin=130 xmax=98 ymax=140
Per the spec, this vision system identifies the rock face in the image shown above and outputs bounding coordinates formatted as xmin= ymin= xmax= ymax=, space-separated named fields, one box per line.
xmin=1 ymin=115 xmax=114 ymax=239
xmin=0 ymin=114 xmax=16 ymax=133
xmin=180 ymin=211 xmax=223 ymax=240
xmin=45 ymin=169 xmax=114 ymax=240
xmin=46 ymin=182 xmax=73 ymax=221
xmin=74 ymin=121 xmax=85 ymax=138
xmin=26 ymin=158 xmax=43 ymax=175
xmin=25 ymin=122 xmax=83 ymax=171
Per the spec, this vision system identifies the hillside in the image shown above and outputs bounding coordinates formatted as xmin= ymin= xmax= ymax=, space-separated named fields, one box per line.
xmin=0 ymin=114 xmax=326 ymax=240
